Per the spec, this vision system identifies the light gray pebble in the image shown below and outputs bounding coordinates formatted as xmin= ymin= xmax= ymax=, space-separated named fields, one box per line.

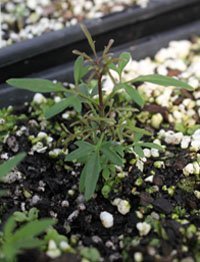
xmin=67 ymin=210 xmax=79 ymax=222
xmin=105 ymin=240 xmax=116 ymax=250
xmin=109 ymin=253 xmax=122 ymax=262
xmin=3 ymin=171 xmax=22 ymax=184
xmin=61 ymin=200 xmax=69 ymax=207
xmin=92 ymin=236 xmax=102 ymax=243
xmin=30 ymin=194 xmax=41 ymax=205
xmin=78 ymin=203 xmax=86 ymax=211
xmin=49 ymin=211 xmax=58 ymax=218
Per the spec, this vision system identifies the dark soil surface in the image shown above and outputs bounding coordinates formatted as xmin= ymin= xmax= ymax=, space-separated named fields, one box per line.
xmin=0 ymin=100 xmax=200 ymax=262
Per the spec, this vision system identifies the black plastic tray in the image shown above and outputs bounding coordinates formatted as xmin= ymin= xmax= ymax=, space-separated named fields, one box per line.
xmin=1 ymin=19 xmax=200 ymax=108
xmin=1 ymin=0 xmax=200 ymax=83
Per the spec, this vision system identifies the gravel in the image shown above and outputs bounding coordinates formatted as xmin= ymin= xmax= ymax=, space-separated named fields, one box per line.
xmin=1 ymin=0 xmax=150 ymax=48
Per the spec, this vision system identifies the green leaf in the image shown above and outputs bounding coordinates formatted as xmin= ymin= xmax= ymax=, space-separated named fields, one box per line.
xmin=174 ymin=122 xmax=187 ymax=134
xmin=122 ymin=83 xmax=144 ymax=107
xmin=79 ymin=83 xmax=90 ymax=96
xmin=3 ymin=216 xmax=16 ymax=241
xmin=103 ymin=39 xmax=114 ymax=57
xmin=84 ymin=151 xmax=101 ymax=201
xmin=44 ymin=96 xmax=82 ymax=119
xmin=90 ymin=84 xmax=99 ymax=97
xmin=101 ymin=144 xmax=123 ymax=166
xmin=28 ymin=208 xmax=39 ymax=221
xmin=11 ymin=219 xmax=55 ymax=242
xmin=101 ymin=184 xmax=111 ymax=199
xmin=112 ymin=143 xmax=124 ymax=157
xmin=44 ymin=228 xmax=67 ymax=245
xmin=102 ymin=167 xmax=110 ymax=181
xmin=2 ymin=216 xmax=51 ymax=261
xmin=3 ymin=218 xmax=54 ymax=261
xmin=13 ymin=208 xmax=39 ymax=222
xmin=8 ymin=238 xmax=44 ymax=253
xmin=74 ymin=56 xmax=90 ymax=85
xmin=80 ymin=24 xmax=96 ymax=56
xmin=134 ymin=133 xmax=143 ymax=143
xmin=134 ymin=146 xmax=144 ymax=158
xmin=7 ymin=79 xmax=66 ymax=93
xmin=80 ymin=247 xmax=101 ymax=262
xmin=0 ymin=152 xmax=26 ymax=180
xmin=127 ymin=123 xmax=151 ymax=136
xmin=187 ymin=124 xmax=200 ymax=135
xmin=65 ymin=141 xmax=94 ymax=162
xmin=130 ymin=74 xmax=193 ymax=91
xmin=108 ymin=63 xmax=118 ymax=72
xmin=79 ymin=163 xmax=88 ymax=193
xmin=108 ymin=52 xmax=131 ymax=77
xmin=118 ymin=52 xmax=131 ymax=75
xmin=13 ymin=212 xmax=27 ymax=222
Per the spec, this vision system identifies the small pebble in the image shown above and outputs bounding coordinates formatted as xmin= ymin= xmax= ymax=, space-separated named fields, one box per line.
xmin=100 ymin=211 xmax=114 ymax=228
xmin=136 ymin=222 xmax=151 ymax=236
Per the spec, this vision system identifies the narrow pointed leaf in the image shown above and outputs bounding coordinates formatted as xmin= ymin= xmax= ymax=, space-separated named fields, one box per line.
xmin=90 ymin=84 xmax=99 ymax=97
xmin=12 ymin=219 xmax=55 ymax=242
xmin=84 ymin=151 xmax=101 ymax=201
xmin=3 ymin=217 xmax=16 ymax=241
xmin=65 ymin=141 xmax=94 ymax=162
xmin=14 ymin=239 xmax=44 ymax=248
xmin=123 ymin=83 xmax=144 ymax=107
xmin=118 ymin=52 xmax=131 ymax=75
xmin=130 ymin=74 xmax=193 ymax=91
xmin=45 ymin=98 xmax=69 ymax=119
xmin=79 ymin=83 xmax=90 ymax=96
xmin=75 ymin=141 xmax=95 ymax=150
xmin=79 ymin=164 xmax=87 ymax=193
xmin=102 ymin=167 xmax=110 ymax=181
xmin=101 ymin=145 xmax=123 ymax=166
xmin=74 ymin=56 xmax=90 ymax=85
xmin=71 ymin=97 xmax=82 ymax=112
xmin=45 ymin=96 xmax=82 ymax=119
xmin=103 ymin=39 xmax=114 ymax=56
xmin=112 ymin=143 xmax=124 ymax=157
xmin=13 ymin=239 xmax=44 ymax=251
xmin=134 ymin=146 xmax=144 ymax=158
xmin=128 ymin=125 xmax=151 ymax=136
xmin=108 ymin=63 xmax=118 ymax=73
xmin=80 ymin=24 xmax=96 ymax=55
xmin=134 ymin=133 xmax=143 ymax=143
xmin=7 ymin=79 xmax=66 ymax=93
xmin=0 ymin=153 xmax=26 ymax=180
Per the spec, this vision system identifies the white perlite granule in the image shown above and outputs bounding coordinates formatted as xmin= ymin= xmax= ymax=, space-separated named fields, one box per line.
xmin=1 ymin=0 xmax=150 ymax=47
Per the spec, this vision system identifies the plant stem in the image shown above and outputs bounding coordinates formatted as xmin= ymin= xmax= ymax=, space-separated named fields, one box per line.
xmin=108 ymin=70 xmax=117 ymax=85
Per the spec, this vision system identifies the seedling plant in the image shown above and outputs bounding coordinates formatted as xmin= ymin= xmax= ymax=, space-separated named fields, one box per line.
xmin=7 ymin=25 xmax=193 ymax=201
